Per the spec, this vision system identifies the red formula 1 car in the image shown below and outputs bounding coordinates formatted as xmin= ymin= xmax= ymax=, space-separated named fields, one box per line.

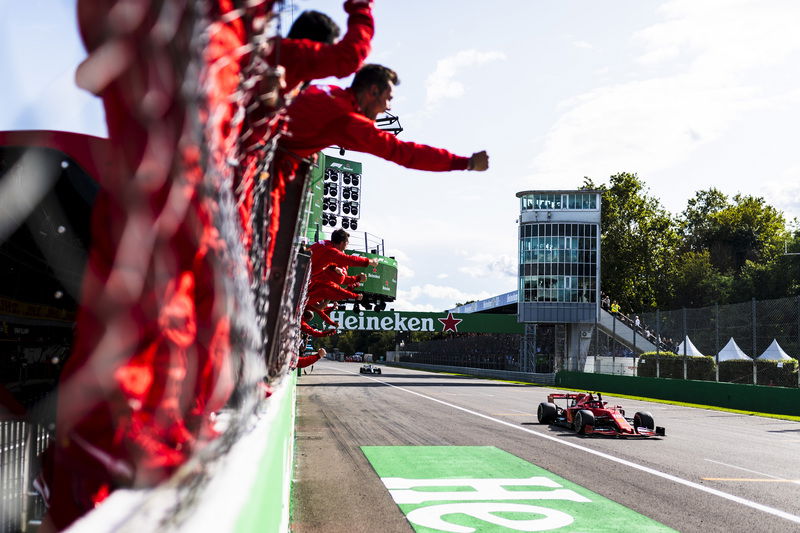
xmin=537 ymin=392 xmax=665 ymax=437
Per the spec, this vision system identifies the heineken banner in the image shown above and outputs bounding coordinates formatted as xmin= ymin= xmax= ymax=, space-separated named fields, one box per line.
xmin=325 ymin=310 xmax=523 ymax=334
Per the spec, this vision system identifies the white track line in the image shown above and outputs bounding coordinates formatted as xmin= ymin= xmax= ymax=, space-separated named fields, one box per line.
xmin=705 ymin=459 xmax=800 ymax=486
xmin=338 ymin=367 xmax=800 ymax=525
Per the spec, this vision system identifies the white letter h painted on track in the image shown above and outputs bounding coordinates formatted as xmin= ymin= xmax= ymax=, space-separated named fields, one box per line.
xmin=382 ymin=477 xmax=590 ymax=505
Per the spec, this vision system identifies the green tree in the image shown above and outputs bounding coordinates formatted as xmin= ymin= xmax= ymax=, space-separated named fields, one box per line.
xmin=681 ymin=188 xmax=729 ymax=251
xmin=583 ymin=173 xmax=681 ymax=312
xmin=680 ymin=192 xmax=786 ymax=274
xmin=669 ymin=250 xmax=733 ymax=308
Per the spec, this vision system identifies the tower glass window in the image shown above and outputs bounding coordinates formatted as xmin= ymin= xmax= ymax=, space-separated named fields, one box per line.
xmin=516 ymin=189 xmax=601 ymax=324
xmin=518 ymin=222 xmax=597 ymax=304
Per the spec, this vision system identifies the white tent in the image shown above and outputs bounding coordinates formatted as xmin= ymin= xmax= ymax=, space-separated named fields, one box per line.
xmin=675 ymin=336 xmax=704 ymax=357
xmin=717 ymin=338 xmax=750 ymax=361
xmin=757 ymin=339 xmax=793 ymax=361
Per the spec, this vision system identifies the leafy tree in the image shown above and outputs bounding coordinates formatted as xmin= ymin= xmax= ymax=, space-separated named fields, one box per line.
xmin=680 ymin=192 xmax=786 ymax=273
xmin=669 ymin=250 xmax=732 ymax=308
xmin=681 ymin=188 xmax=728 ymax=251
xmin=583 ymin=173 xmax=681 ymax=313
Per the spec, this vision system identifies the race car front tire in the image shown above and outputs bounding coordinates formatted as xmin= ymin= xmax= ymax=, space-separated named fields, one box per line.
xmin=573 ymin=409 xmax=595 ymax=434
xmin=537 ymin=402 xmax=557 ymax=424
xmin=634 ymin=411 xmax=655 ymax=430
xmin=375 ymin=369 xmax=381 ymax=374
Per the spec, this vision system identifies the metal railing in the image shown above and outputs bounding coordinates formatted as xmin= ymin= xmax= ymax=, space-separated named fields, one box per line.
xmin=1 ymin=420 xmax=51 ymax=533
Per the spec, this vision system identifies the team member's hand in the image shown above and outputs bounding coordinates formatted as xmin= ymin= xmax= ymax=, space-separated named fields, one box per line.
xmin=368 ymin=258 xmax=379 ymax=267
xmin=468 ymin=151 xmax=489 ymax=171
xmin=357 ymin=273 xmax=367 ymax=282
xmin=344 ymin=0 xmax=373 ymax=13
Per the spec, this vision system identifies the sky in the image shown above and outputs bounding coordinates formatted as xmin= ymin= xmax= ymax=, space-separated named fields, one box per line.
xmin=2 ymin=0 xmax=800 ymax=312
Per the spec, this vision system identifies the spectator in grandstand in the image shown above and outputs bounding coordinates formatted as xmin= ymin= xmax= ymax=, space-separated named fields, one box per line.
xmin=610 ymin=301 xmax=620 ymax=314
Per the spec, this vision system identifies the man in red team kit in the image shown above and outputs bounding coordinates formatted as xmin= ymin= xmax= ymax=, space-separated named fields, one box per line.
xmin=264 ymin=64 xmax=490 ymax=272
xmin=305 ymin=229 xmax=376 ymax=326
xmin=238 ymin=0 xmax=376 ymax=255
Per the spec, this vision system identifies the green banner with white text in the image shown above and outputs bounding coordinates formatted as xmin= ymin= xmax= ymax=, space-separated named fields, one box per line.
xmin=325 ymin=311 xmax=523 ymax=334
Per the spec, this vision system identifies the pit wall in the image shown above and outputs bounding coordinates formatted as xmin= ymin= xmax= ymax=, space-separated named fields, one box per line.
xmin=69 ymin=372 xmax=297 ymax=532
xmin=556 ymin=371 xmax=800 ymax=416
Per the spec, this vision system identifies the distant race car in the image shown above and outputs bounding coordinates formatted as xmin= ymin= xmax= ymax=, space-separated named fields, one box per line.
xmin=537 ymin=392 xmax=665 ymax=437
xmin=359 ymin=364 xmax=382 ymax=375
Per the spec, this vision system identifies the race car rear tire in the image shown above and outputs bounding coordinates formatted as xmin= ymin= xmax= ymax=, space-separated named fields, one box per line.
xmin=376 ymin=369 xmax=382 ymax=374
xmin=537 ymin=402 xmax=557 ymax=424
xmin=573 ymin=409 xmax=594 ymax=434
xmin=634 ymin=412 xmax=655 ymax=430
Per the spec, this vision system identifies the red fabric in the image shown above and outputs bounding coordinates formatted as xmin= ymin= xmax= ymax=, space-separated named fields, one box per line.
xmin=236 ymin=0 xmax=373 ymax=253
xmin=47 ymin=1 xmax=245 ymax=528
xmin=306 ymin=265 xmax=362 ymax=306
xmin=296 ymin=352 xmax=322 ymax=368
xmin=306 ymin=303 xmax=339 ymax=327
xmin=268 ymin=0 xmax=374 ymax=95
xmin=309 ymin=240 xmax=370 ymax=277
xmin=281 ymin=85 xmax=471 ymax=170
xmin=314 ymin=265 xmax=362 ymax=288
xmin=307 ymin=280 xmax=359 ymax=306
xmin=263 ymin=69 xmax=472 ymax=275
xmin=300 ymin=321 xmax=336 ymax=337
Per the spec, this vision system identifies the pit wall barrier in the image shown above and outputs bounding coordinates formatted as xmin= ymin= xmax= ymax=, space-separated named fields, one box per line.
xmin=556 ymin=371 xmax=800 ymax=417
xmin=69 ymin=373 xmax=297 ymax=532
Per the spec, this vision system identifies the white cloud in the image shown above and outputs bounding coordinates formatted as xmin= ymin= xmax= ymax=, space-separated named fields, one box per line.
xmin=572 ymin=40 xmax=593 ymax=50
xmin=529 ymin=0 xmax=800 ymax=190
xmin=761 ymin=167 xmax=800 ymax=221
xmin=425 ymin=49 xmax=506 ymax=108
xmin=458 ymin=253 xmax=517 ymax=279
xmin=395 ymin=283 xmax=491 ymax=312
xmin=436 ymin=273 xmax=449 ymax=279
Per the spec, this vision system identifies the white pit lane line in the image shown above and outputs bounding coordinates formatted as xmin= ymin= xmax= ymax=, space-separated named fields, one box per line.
xmin=343 ymin=368 xmax=800 ymax=525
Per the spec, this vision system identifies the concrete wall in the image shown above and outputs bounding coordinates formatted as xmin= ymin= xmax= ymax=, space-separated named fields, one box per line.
xmin=557 ymin=371 xmax=800 ymax=416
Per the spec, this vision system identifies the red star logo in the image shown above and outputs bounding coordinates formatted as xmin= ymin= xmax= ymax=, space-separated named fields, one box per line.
xmin=437 ymin=312 xmax=463 ymax=333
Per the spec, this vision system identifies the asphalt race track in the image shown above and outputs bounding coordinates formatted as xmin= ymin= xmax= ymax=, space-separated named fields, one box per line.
xmin=291 ymin=360 xmax=800 ymax=532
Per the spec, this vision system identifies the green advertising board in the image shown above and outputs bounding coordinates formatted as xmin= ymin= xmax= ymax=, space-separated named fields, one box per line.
xmin=324 ymin=310 xmax=523 ymax=334
xmin=346 ymin=252 xmax=398 ymax=299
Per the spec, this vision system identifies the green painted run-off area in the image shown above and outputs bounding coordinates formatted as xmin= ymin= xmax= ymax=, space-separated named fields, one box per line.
xmin=363 ymin=446 xmax=673 ymax=532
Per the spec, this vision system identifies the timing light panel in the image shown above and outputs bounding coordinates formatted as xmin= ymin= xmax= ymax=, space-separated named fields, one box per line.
xmin=322 ymin=164 xmax=361 ymax=229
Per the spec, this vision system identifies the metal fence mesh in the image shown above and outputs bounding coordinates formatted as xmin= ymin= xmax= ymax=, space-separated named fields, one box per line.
xmin=392 ymin=296 xmax=799 ymax=388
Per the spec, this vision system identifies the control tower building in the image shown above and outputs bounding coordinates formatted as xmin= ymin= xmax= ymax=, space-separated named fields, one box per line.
xmin=516 ymin=190 xmax=602 ymax=372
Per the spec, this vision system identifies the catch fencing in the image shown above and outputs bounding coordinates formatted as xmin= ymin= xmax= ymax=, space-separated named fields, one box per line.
xmin=587 ymin=296 xmax=800 ymax=387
